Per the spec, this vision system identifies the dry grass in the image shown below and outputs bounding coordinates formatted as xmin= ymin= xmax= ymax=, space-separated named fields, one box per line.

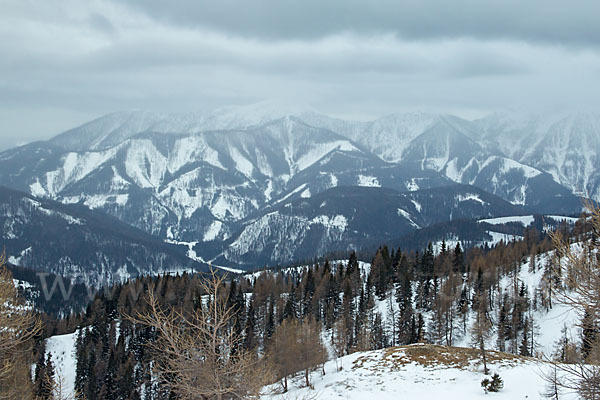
xmin=353 ymin=344 xmax=526 ymax=372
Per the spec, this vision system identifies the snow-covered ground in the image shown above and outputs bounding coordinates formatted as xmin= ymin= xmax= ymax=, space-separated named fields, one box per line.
xmin=46 ymin=331 xmax=78 ymax=396
xmin=261 ymin=344 xmax=577 ymax=399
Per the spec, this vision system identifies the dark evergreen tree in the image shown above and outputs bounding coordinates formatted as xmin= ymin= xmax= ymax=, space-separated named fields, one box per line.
xmin=395 ymin=274 xmax=414 ymax=344
xmin=265 ymin=298 xmax=275 ymax=341
xmin=302 ymin=269 xmax=316 ymax=317
xmin=519 ymin=317 xmax=531 ymax=356
xmin=281 ymin=288 xmax=298 ymax=322
xmin=452 ymin=242 xmax=465 ymax=274
xmin=243 ymin=295 xmax=257 ymax=350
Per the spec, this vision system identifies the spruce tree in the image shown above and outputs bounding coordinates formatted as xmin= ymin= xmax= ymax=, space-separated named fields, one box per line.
xmin=243 ymin=295 xmax=257 ymax=350
xmin=453 ymin=242 xmax=465 ymax=274
xmin=396 ymin=275 xmax=414 ymax=344
xmin=520 ymin=317 xmax=531 ymax=356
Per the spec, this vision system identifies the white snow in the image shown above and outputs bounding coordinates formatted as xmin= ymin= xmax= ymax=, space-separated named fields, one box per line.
xmin=406 ymin=178 xmax=420 ymax=191
xmin=203 ymin=221 xmax=223 ymax=242
xmin=410 ymin=199 xmax=422 ymax=212
xmin=479 ymin=215 xmax=535 ymax=226
xmin=210 ymin=194 xmax=245 ymax=220
xmin=295 ymin=140 xmax=357 ymax=172
xmin=7 ymin=247 xmax=31 ymax=265
xmin=456 ymin=193 xmax=486 ymax=205
xmin=274 ymin=184 xmax=307 ymax=204
xmin=478 ymin=215 xmax=579 ymax=229
xmin=300 ymin=187 xmax=311 ymax=198
xmin=482 ymin=231 xmax=522 ymax=247
xmin=169 ymin=136 xmax=224 ymax=172
xmin=165 ymin=239 xmax=244 ymax=274
xmin=29 ymin=180 xmax=46 ymax=197
xmin=124 ymin=140 xmax=166 ymax=188
xmin=230 ymin=147 xmax=254 ymax=178
xmin=311 ymin=215 xmax=348 ymax=231
xmin=444 ymin=157 xmax=462 ymax=182
xmin=500 ymin=157 xmax=541 ymax=179
xmin=329 ymin=174 xmax=338 ymax=187
xmin=262 ymin=345 xmax=576 ymax=400
xmin=74 ymin=194 xmax=129 ymax=209
xmin=46 ymin=332 xmax=78 ymax=397
xmin=544 ymin=215 xmax=579 ymax=224
xmin=263 ymin=179 xmax=274 ymax=201
xmin=357 ymin=175 xmax=381 ymax=187
xmin=397 ymin=208 xmax=420 ymax=228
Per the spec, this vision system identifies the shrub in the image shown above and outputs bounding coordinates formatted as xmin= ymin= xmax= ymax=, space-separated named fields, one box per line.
xmin=481 ymin=373 xmax=504 ymax=393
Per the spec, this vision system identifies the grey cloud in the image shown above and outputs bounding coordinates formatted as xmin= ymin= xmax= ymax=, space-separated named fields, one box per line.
xmin=0 ymin=0 xmax=600 ymax=150
xmin=88 ymin=13 xmax=117 ymax=35
xmin=122 ymin=0 xmax=600 ymax=46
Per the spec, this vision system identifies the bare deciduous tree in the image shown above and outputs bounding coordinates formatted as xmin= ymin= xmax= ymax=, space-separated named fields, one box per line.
xmin=271 ymin=317 xmax=327 ymax=391
xmin=546 ymin=204 xmax=600 ymax=399
xmin=470 ymin=290 xmax=492 ymax=375
xmin=271 ymin=318 xmax=299 ymax=392
xmin=129 ymin=268 xmax=274 ymax=400
xmin=0 ymin=250 xmax=42 ymax=400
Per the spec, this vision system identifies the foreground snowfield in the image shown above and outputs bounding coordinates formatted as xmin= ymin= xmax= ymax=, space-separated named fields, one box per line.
xmin=262 ymin=344 xmax=576 ymax=400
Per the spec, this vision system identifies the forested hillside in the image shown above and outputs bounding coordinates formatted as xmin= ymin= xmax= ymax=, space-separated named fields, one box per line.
xmin=36 ymin=215 xmax=590 ymax=399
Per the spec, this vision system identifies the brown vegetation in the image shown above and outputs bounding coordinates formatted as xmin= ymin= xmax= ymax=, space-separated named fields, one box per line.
xmin=0 ymin=250 xmax=42 ymax=399
xmin=353 ymin=344 xmax=524 ymax=372
xmin=546 ymin=203 xmax=600 ymax=399
xmin=129 ymin=268 xmax=274 ymax=400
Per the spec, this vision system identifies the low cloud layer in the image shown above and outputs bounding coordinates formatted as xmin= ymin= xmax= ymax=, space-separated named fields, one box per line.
xmin=1 ymin=0 xmax=599 ymax=149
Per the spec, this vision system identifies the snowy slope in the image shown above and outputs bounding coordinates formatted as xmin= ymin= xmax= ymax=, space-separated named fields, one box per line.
xmin=46 ymin=332 xmax=78 ymax=397
xmin=262 ymin=344 xmax=575 ymax=399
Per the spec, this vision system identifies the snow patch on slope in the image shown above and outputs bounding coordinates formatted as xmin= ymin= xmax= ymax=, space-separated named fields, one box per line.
xmin=311 ymin=215 xmax=348 ymax=230
xmin=397 ymin=208 xmax=420 ymax=228
xmin=479 ymin=215 xmax=535 ymax=226
xmin=455 ymin=193 xmax=486 ymax=205
xmin=203 ymin=221 xmax=223 ymax=242
xmin=357 ymin=175 xmax=381 ymax=187
xmin=46 ymin=332 xmax=78 ymax=397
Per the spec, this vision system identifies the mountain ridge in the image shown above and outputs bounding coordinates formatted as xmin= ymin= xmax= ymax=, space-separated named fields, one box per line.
xmin=0 ymin=105 xmax=591 ymax=274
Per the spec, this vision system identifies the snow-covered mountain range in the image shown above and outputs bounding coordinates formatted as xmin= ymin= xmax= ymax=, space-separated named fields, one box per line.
xmin=0 ymin=103 xmax=592 ymax=271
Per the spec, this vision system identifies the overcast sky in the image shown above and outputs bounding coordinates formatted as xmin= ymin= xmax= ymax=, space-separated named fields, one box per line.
xmin=1 ymin=0 xmax=599 ymax=150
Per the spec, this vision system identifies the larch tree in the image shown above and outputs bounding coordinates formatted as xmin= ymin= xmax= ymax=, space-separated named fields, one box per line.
xmin=129 ymin=268 xmax=274 ymax=400
xmin=470 ymin=289 xmax=492 ymax=375
xmin=0 ymin=250 xmax=42 ymax=400
xmin=547 ymin=204 xmax=600 ymax=399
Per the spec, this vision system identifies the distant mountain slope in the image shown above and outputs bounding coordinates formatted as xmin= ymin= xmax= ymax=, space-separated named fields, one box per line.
xmin=0 ymin=186 xmax=204 ymax=286
xmin=476 ymin=112 xmax=600 ymax=201
xmin=0 ymin=116 xmax=455 ymax=244
xmin=400 ymin=117 xmax=579 ymax=208
xmin=210 ymin=184 xmax=526 ymax=267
